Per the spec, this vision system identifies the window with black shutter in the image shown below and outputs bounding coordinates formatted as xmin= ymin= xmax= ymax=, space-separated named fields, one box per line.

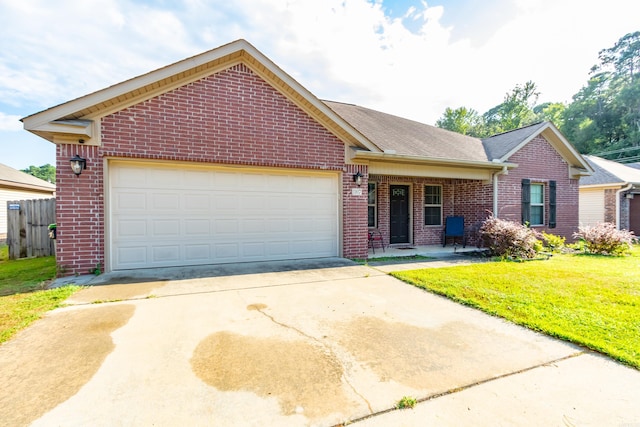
xmin=521 ymin=179 xmax=531 ymax=224
xmin=549 ymin=180 xmax=556 ymax=228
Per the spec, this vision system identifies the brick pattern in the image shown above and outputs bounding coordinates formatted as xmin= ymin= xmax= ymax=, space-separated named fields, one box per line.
xmin=369 ymin=176 xmax=492 ymax=247
xmin=496 ymin=135 xmax=579 ymax=240
xmin=101 ymin=64 xmax=344 ymax=170
xmin=604 ymin=189 xmax=617 ymax=225
xmin=55 ymin=64 xmax=346 ymax=275
xmin=55 ymin=144 xmax=104 ymax=275
xmin=619 ymin=194 xmax=630 ymax=230
xmin=52 ymin=63 xmax=581 ymax=271
xmin=343 ymin=164 xmax=368 ymax=259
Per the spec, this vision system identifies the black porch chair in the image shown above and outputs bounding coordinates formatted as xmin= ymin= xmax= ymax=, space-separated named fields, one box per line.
xmin=442 ymin=216 xmax=466 ymax=247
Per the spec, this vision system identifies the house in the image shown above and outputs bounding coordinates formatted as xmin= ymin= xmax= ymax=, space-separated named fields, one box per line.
xmin=0 ymin=163 xmax=56 ymax=240
xmin=21 ymin=40 xmax=592 ymax=275
xmin=579 ymin=155 xmax=640 ymax=235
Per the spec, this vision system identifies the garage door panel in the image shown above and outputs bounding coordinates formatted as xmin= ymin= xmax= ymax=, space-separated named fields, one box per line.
xmin=152 ymin=193 xmax=180 ymax=210
xmin=215 ymin=194 xmax=239 ymax=210
xmin=185 ymin=244 xmax=211 ymax=261
xmin=214 ymin=218 xmax=239 ymax=234
xmin=152 ymin=245 xmax=180 ymax=262
xmin=116 ymin=246 xmax=147 ymax=266
xmin=116 ymin=219 xmax=147 ymax=237
xmin=184 ymin=170 xmax=213 ymax=188
xmin=110 ymin=162 xmax=339 ymax=270
xmin=185 ymin=219 xmax=211 ymax=235
xmin=115 ymin=192 xmax=147 ymax=210
xmin=215 ymin=243 xmax=239 ymax=259
xmin=185 ymin=193 xmax=211 ymax=210
xmin=152 ymin=219 xmax=180 ymax=236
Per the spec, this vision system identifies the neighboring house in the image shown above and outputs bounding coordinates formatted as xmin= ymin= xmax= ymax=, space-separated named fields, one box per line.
xmin=0 ymin=163 xmax=56 ymax=239
xmin=580 ymin=155 xmax=640 ymax=235
xmin=21 ymin=40 xmax=592 ymax=275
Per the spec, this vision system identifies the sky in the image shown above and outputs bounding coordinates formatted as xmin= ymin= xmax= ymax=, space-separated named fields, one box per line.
xmin=1 ymin=0 xmax=639 ymax=171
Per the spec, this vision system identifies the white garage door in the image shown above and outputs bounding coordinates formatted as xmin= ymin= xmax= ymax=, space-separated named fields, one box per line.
xmin=109 ymin=161 xmax=339 ymax=270
xmin=579 ymin=188 xmax=605 ymax=226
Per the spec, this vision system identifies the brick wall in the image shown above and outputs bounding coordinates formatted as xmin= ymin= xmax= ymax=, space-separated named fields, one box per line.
xmin=343 ymin=165 xmax=368 ymax=258
xmin=55 ymin=144 xmax=104 ymax=275
xmin=604 ymin=189 xmax=617 ymax=225
xmin=369 ymin=175 xmax=492 ymax=248
xmin=497 ymin=135 xmax=579 ymax=240
xmin=55 ymin=64 xmax=347 ymax=275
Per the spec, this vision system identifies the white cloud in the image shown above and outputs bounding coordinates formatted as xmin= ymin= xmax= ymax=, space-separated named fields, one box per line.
xmin=0 ymin=112 xmax=22 ymax=131
xmin=1 ymin=0 xmax=639 ymax=130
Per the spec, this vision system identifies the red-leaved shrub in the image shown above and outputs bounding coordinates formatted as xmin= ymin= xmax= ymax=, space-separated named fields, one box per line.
xmin=480 ymin=216 xmax=540 ymax=259
xmin=573 ymin=223 xmax=636 ymax=256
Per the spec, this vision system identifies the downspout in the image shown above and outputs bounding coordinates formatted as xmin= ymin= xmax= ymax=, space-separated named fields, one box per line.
xmin=492 ymin=166 xmax=508 ymax=218
xmin=615 ymin=183 xmax=633 ymax=230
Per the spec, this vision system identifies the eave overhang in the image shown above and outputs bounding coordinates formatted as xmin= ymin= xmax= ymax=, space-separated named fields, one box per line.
xmin=497 ymin=122 xmax=594 ymax=179
xmin=353 ymin=150 xmax=517 ymax=170
xmin=0 ymin=179 xmax=55 ymax=193
xmin=21 ymin=39 xmax=378 ymax=152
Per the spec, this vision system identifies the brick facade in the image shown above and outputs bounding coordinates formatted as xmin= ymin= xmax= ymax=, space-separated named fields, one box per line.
xmin=604 ymin=189 xmax=618 ymax=225
xmin=496 ymin=136 xmax=579 ymax=241
xmin=52 ymin=64 xmax=582 ymax=274
xmin=55 ymin=64 xmax=346 ymax=275
xmin=369 ymin=176 xmax=492 ymax=248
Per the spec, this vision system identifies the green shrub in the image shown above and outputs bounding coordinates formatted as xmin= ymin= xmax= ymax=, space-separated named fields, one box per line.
xmin=479 ymin=216 xmax=540 ymax=260
xmin=541 ymin=232 xmax=566 ymax=253
xmin=573 ymin=223 xmax=636 ymax=256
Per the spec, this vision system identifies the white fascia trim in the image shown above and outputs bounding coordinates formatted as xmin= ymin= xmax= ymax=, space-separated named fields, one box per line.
xmin=354 ymin=150 xmax=517 ymax=170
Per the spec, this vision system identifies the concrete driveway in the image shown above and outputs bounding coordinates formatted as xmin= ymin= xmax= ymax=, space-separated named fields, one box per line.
xmin=1 ymin=258 xmax=639 ymax=426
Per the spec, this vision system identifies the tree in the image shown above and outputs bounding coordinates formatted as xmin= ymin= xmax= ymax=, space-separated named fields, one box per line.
xmin=483 ymin=81 xmax=540 ymax=135
xmin=561 ymin=32 xmax=640 ymax=156
xmin=435 ymin=106 xmax=483 ymax=136
xmin=436 ymin=81 xmax=542 ymax=138
xmin=533 ymin=102 xmax=566 ymax=129
xmin=21 ymin=164 xmax=56 ymax=183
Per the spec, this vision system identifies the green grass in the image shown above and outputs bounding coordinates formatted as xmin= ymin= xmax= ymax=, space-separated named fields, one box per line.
xmin=0 ymin=244 xmax=79 ymax=344
xmin=392 ymin=247 xmax=640 ymax=369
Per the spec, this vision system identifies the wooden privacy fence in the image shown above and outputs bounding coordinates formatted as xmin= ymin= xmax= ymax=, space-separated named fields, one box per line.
xmin=6 ymin=198 xmax=56 ymax=260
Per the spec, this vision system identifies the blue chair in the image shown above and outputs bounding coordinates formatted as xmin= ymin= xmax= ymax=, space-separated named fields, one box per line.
xmin=442 ymin=216 xmax=466 ymax=247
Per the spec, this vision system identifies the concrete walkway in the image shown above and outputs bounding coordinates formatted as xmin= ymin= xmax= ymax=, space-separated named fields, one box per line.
xmin=1 ymin=257 xmax=639 ymax=426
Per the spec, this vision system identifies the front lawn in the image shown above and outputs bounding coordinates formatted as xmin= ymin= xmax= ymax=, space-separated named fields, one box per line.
xmin=391 ymin=247 xmax=640 ymax=369
xmin=0 ymin=244 xmax=79 ymax=344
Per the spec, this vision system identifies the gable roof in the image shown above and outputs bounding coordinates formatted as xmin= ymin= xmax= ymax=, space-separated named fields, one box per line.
xmin=324 ymin=101 xmax=491 ymax=163
xmin=21 ymin=39 xmax=591 ymax=178
xmin=0 ymin=163 xmax=56 ymax=193
xmin=481 ymin=122 xmax=549 ymax=160
xmin=581 ymin=155 xmax=640 ymax=186
xmin=326 ymin=101 xmax=591 ymax=175
xmin=21 ymin=39 xmax=378 ymax=152
xmin=482 ymin=121 xmax=592 ymax=177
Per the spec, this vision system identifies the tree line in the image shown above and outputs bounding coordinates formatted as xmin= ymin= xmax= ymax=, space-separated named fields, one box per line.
xmin=436 ymin=31 xmax=640 ymax=163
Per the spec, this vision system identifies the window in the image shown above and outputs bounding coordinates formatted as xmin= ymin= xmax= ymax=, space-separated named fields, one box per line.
xmin=368 ymin=182 xmax=377 ymax=228
xmin=424 ymin=185 xmax=442 ymax=226
xmin=530 ymin=184 xmax=544 ymax=226
xmin=522 ymin=179 xmax=555 ymax=227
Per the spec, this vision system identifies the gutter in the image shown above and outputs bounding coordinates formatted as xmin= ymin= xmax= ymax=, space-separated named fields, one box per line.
xmin=492 ymin=166 xmax=509 ymax=217
xmin=615 ymin=183 xmax=634 ymax=230
xmin=353 ymin=150 xmax=517 ymax=170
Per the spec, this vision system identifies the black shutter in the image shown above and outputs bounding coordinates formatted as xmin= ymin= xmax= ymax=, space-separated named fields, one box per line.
xmin=549 ymin=180 xmax=557 ymax=228
xmin=521 ymin=179 xmax=531 ymax=225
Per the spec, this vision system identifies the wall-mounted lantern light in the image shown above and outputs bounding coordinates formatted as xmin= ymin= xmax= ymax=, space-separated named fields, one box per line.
xmin=70 ymin=154 xmax=86 ymax=176
xmin=352 ymin=171 xmax=363 ymax=186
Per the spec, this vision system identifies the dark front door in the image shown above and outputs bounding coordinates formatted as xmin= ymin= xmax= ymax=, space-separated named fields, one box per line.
xmin=390 ymin=185 xmax=410 ymax=244
xmin=630 ymin=195 xmax=640 ymax=235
